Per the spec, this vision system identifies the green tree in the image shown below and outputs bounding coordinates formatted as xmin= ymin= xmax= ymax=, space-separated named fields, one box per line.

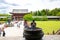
xmin=42 ymin=16 xmax=48 ymax=21
xmin=34 ymin=11 xmax=38 ymax=16
xmin=33 ymin=17 xmax=40 ymax=21
xmin=40 ymin=9 xmax=47 ymax=16
xmin=30 ymin=11 xmax=35 ymax=16
xmin=29 ymin=8 xmax=60 ymax=16
xmin=56 ymin=12 xmax=60 ymax=16
xmin=50 ymin=8 xmax=60 ymax=16
xmin=23 ymin=14 xmax=33 ymax=21
xmin=37 ymin=10 xmax=41 ymax=16
xmin=45 ymin=9 xmax=50 ymax=16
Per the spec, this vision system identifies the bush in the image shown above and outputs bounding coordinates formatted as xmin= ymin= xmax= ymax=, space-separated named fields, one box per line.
xmin=23 ymin=14 xmax=48 ymax=21
xmin=56 ymin=12 xmax=60 ymax=16
xmin=33 ymin=18 xmax=41 ymax=21
xmin=41 ymin=16 xmax=48 ymax=21
xmin=0 ymin=17 xmax=12 ymax=21
xmin=33 ymin=16 xmax=48 ymax=21
xmin=0 ymin=18 xmax=8 ymax=21
xmin=23 ymin=14 xmax=33 ymax=21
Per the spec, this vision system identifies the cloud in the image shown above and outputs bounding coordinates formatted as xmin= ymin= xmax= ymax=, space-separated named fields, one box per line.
xmin=0 ymin=0 xmax=20 ymax=13
xmin=0 ymin=7 xmax=8 ymax=9
xmin=0 ymin=0 xmax=60 ymax=13
xmin=0 ymin=0 xmax=6 ymax=3
xmin=50 ymin=0 xmax=60 ymax=2
xmin=0 ymin=0 xmax=19 ymax=6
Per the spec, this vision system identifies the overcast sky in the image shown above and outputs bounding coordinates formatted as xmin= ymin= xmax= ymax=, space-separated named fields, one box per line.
xmin=0 ymin=0 xmax=60 ymax=13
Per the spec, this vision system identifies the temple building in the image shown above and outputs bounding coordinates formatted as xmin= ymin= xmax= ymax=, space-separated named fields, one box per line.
xmin=10 ymin=9 xmax=29 ymax=20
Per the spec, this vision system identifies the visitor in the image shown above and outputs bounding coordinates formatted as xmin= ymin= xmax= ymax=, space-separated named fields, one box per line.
xmin=8 ymin=19 xmax=10 ymax=24
xmin=3 ymin=31 xmax=5 ymax=37
xmin=7 ymin=19 xmax=11 ymax=26
xmin=24 ymin=20 xmax=29 ymax=28
xmin=17 ymin=19 xmax=22 ymax=28
xmin=31 ymin=20 xmax=36 ymax=29
xmin=23 ymin=20 xmax=29 ymax=37
xmin=2 ymin=27 xmax=5 ymax=37
xmin=0 ymin=23 xmax=6 ymax=37
xmin=0 ymin=28 xmax=1 ymax=36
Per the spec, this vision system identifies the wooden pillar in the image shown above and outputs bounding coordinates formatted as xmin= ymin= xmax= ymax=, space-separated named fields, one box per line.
xmin=13 ymin=16 xmax=15 ymax=21
xmin=17 ymin=17 xmax=18 ymax=21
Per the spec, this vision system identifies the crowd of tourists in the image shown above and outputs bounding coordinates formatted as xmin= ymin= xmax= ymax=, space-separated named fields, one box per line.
xmin=24 ymin=20 xmax=36 ymax=29
xmin=0 ymin=19 xmax=37 ymax=37
xmin=0 ymin=19 xmax=60 ymax=37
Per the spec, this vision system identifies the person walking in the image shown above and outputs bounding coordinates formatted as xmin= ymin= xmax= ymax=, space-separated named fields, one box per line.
xmin=7 ymin=19 xmax=11 ymax=27
xmin=24 ymin=20 xmax=29 ymax=28
xmin=2 ymin=28 xmax=5 ymax=37
xmin=17 ymin=20 xmax=22 ymax=28
xmin=0 ymin=28 xmax=1 ymax=36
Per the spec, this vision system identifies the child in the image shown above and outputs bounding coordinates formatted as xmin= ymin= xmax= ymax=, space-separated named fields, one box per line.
xmin=0 ymin=28 xmax=1 ymax=36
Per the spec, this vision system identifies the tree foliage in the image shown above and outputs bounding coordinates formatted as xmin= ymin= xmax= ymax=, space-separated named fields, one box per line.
xmin=23 ymin=14 xmax=33 ymax=21
xmin=31 ymin=8 xmax=60 ymax=16
xmin=56 ymin=12 xmax=60 ymax=16
xmin=0 ymin=14 xmax=11 ymax=16
xmin=0 ymin=14 xmax=12 ymax=21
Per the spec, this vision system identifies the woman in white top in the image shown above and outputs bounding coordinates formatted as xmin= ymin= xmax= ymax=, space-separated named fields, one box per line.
xmin=16 ymin=19 xmax=22 ymax=28
xmin=0 ymin=23 xmax=6 ymax=37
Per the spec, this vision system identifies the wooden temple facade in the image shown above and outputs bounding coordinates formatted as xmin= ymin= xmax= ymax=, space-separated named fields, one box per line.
xmin=10 ymin=9 xmax=29 ymax=20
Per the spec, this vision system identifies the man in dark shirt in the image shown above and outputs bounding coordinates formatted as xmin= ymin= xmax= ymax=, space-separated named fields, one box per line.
xmin=31 ymin=20 xmax=36 ymax=29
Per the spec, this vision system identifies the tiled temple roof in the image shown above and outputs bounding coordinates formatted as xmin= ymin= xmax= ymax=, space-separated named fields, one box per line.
xmin=11 ymin=9 xmax=28 ymax=13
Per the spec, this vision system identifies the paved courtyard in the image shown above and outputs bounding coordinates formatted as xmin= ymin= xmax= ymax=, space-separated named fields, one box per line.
xmin=0 ymin=35 xmax=60 ymax=40
xmin=0 ymin=21 xmax=24 ymax=37
xmin=0 ymin=21 xmax=60 ymax=40
xmin=5 ymin=21 xmax=24 ymax=37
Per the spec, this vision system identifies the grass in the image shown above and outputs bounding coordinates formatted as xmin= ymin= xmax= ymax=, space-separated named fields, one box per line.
xmin=35 ymin=21 xmax=60 ymax=34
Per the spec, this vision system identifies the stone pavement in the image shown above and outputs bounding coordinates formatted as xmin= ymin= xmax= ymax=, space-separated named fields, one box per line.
xmin=43 ymin=35 xmax=60 ymax=40
xmin=0 ymin=21 xmax=24 ymax=37
xmin=4 ymin=21 xmax=24 ymax=37
xmin=0 ymin=35 xmax=60 ymax=40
